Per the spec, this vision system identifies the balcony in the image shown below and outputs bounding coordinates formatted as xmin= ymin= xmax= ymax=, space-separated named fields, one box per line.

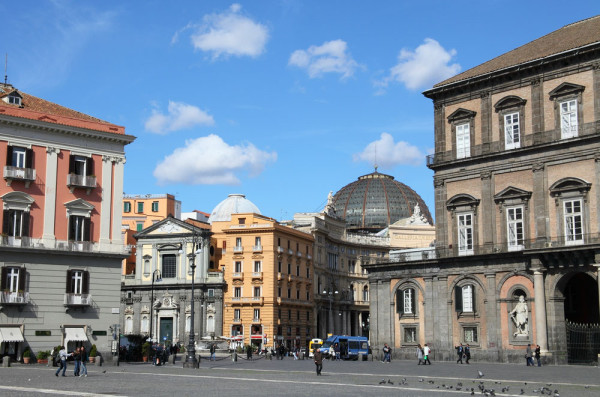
xmin=252 ymin=272 xmax=263 ymax=280
xmin=277 ymin=272 xmax=283 ymax=281
xmin=277 ymin=247 xmax=284 ymax=254
xmin=3 ymin=166 xmax=36 ymax=187
xmin=232 ymin=318 xmax=242 ymax=324
xmin=233 ymin=246 xmax=243 ymax=254
xmin=297 ymin=251 xmax=302 ymax=257
xmin=252 ymin=317 xmax=261 ymax=324
xmin=0 ymin=237 xmax=128 ymax=256
xmin=232 ymin=272 xmax=244 ymax=280
xmin=251 ymin=297 xmax=263 ymax=305
xmin=0 ymin=291 xmax=29 ymax=305
xmin=206 ymin=272 xmax=224 ymax=283
xmin=67 ymin=174 xmax=97 ymax=194
xmin=307 ymin=254 xmax=312 ymax=260
xmin=253 ymin=245 xmax=262 ymax=253
xmin=0 ymin=236 xmax=32 ymax=248
xmin=64 ymin=293 xmax=92 ymax=307
xmin=230 ymin=297 xmax=263 ymax=305
xmin=288 ymin=249 xmax=294 ymax=255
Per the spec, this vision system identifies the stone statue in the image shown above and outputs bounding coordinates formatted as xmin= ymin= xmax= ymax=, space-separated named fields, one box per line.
xmin=509 ymin=295 xmax=529 ymax=337
xmin=324 ymin=191 xmax=336 ymax=216
xmin=408 ymin=203 xmax=429 ymax=225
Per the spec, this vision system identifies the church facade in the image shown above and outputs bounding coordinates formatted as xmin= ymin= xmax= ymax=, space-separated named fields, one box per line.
xmin=366 ymin=16 xmax=600 ymax=364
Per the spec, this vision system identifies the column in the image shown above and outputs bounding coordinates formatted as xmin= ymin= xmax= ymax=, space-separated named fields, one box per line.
xmin=531 ymin=263 xmax=549 ymax=352
xmin=594 ymin=263 xmax=600 ymax=323
xmin=434 ymin=276 xmax=448 ymax=350
xmin=99 ymin=155 xmax=113 ymax=247
xmin=42 ymin=146 xmax=59 ymax=244
xmin=532 ymin=163 xmax=548 ymax=243
xmin=111 ymin=157 xmax=125 ymax=245
xmin=481 ymin=171 xmax=494 ymax=247
xmin=424 ymin=277 xmax=434 ymax=345
xmin=485 ymin=273 xmax=500 ymax=354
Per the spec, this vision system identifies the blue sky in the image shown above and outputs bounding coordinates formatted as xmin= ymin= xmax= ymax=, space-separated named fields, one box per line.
xmin=2 ymin=1 xmax=599 ymax=221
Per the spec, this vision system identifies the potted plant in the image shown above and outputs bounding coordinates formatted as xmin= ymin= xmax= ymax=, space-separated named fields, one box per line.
xmin=89 ymin=344 xmax=97 ymax=363
xmin=36 ymin=350 xmax=50 ymax=364
xmin=23 ymin=348 xmax=31 ymax=364
xmin=142 ymin=342 xmax=151 ymax=362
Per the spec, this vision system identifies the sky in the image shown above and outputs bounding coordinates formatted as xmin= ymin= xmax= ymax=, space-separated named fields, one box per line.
xmin=2 ymin=1 xmax=599 ymax=221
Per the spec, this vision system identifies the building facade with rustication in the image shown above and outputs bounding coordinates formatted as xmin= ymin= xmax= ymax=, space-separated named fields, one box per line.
xmin=366 ymin=16 xmax=600 ymax=364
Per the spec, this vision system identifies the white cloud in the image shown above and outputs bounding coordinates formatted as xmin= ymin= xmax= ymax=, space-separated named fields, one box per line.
xmin=353 ymin=133 xmax=423 ymax=168
xmin=188 ymin=3 xmax=269 ymax=59
xmin=289 ymin=39 xmax=360 ymax=79
xmin=376 ymin=38 xmax=461 ymax=91
xmin=145 ymin=101 xmax=215 ymax=134
xmin=153 ymin=134 xmax=277 ymax=185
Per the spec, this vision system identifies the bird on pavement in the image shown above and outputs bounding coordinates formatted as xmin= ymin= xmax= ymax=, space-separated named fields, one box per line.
xmin=419 ymin=378 xmax=424 ymax=382
xmin=379 ymin=379 xmax=386 ymax=385
xmin=477 ymin=370 xmax=484 ymax=378
xmin=387 ymin=379 xmax=393 ymax=385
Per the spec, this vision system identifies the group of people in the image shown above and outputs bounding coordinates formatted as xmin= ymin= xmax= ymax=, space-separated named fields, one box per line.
xmin=416 ymin=344 xmax=432 ymax=365
xmin=328 ymin=343 xmax=341 ymax=361
xmin=526 ymin=343 xmax=542 ymax=367
xmin=54 ymin=346 xmax=88 ymax=377
xmin=455 ymin=343 xmax=471 ymax=364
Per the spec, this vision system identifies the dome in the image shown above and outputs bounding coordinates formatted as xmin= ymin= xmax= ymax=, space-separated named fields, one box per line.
xmin=208 ymin=194 xmax=261 ymax=224
xmin=331 ymin=171 xmax=433 ymax=232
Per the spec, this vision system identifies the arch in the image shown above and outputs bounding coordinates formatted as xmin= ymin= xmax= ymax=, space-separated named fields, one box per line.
xmin=446 ymin=194 xmax=480 ymax=211
xmin=496 ymin=271 xmax=534 ymax=296
xmin=494 ymin=95 xmax=527 ymax=112
xmin=391 ymin=278 xmax=425 ymax=296
xmin=1 ymin=191 xmax=35 ymax=211
xmin=549 ymin=177 xmax=591 ymax=197
xmin=449 ymin=274 xmax=486 ymax=292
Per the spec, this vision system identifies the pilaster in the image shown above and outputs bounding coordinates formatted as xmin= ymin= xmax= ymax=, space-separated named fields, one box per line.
xmin=99 ymin=155 xmax=113 ymax=246
xmin=531 ymin=260 xmax=549 ymax=352
xmin=532 ymin=163 xmax=548 ymax=240
xmin=424 ymin=276 xmax=434 ymax=345
xmin=111 ymin=157 xmax=126 ymax=245
xmin=42 ymin=146 xmax=59 ymax=244
xmin=485 ymin=272 xmax=500 ymax=354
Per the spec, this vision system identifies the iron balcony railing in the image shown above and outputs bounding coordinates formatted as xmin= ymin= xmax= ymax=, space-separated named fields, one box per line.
xmin=67 ymin=174 xmax=97 ymax=189
xmin=64 ymin=293 xmax=92 ymax=306
xmin=3 ymin=166 xmax=36 ymax=181
xmin=0 ymin=291 xmax=30 ymax=305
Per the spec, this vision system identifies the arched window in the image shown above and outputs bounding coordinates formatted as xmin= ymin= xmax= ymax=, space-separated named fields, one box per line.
xmin=207 ymin=315 xmax=215 ymax=333
xmin=141 ymin=315 xmax=149 ymax=333
xmin=363 ymin=286 xmax=369 ymax=301
xmin=455 ymin=284 xmax=476 ymax=313
xmin=397 ymin=287 xmax=417 ymax=315
xmin=125 ymin=316 xmax=133 ymax=334
xmin=185 ymin=315 xmax=191 ymax=333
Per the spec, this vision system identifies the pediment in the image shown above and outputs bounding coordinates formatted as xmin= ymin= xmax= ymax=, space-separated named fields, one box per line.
xmin=549 ymin=82 xmax=585 ymax=100
xmin=494 ymin=186 xmax=532 ymax=203
xmin=447 ymin=194 xmax=479 ymax=208
xmin=549 ymin=177 xmax=591 ymax=196
xmin=494 ymin=95 xmax=527 ymax=112
xmin=447 ymin=108 xmax=476 ymax=122
xmin=64 ymin=198 xmax=94 ymax=217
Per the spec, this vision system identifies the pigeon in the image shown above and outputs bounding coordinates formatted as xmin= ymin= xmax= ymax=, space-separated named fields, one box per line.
xmin=533 ymin=389 xmax=540 ymax=393
xmin=456 ymin=387 xmax=462 ymax=391
xmin=477 ymin=370 xmax=484 ymax=378
xmin=471 ymin=391 xmax=474 ymax=396
xmin=387 ymin=379 xmax=393 ymax=385
xmin=546 ymin=384 xmax=552 ymax=387
xmin=102 ymin=370 xmax=106 ymax=374
xmin=419 ymin=378 xmax=424 ymax=382
xmin=554 ymin=394 xmax=559 ymax=397
xmin=520 ymin=389 xmax=525 ymax=395
xmin=379 ymin=379 xmax=386 ymax=385
xmin=457 ymin=382 xmax=463 ymax=387
xmin=428 ymin=380 xmax=435 ymax=384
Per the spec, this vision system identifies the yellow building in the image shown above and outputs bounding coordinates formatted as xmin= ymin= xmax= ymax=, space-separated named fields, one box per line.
xmin=210 ymin=194 xmax=314 ymax=351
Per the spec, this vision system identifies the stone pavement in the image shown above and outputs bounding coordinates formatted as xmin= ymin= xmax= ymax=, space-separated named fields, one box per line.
xmin=0 ymin=356 xmax=598 ymax=396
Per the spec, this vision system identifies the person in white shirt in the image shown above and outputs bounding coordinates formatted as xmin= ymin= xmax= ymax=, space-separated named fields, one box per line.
xmin=423 ymin=344 xmax=431 ymax=365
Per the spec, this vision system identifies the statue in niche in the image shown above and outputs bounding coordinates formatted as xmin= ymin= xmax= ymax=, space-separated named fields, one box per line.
xmin=510 ymin=295 xmax=529 ymax=337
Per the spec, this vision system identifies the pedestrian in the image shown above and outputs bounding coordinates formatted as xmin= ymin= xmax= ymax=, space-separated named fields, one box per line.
xmin=54 ymin=346 xmax=70 ymax=377
xmin=279 ymin=344 xmax=285 ymax=360
xmin=210 ymin=343 xmax=216 ymax=361
xmin=416 ymin=344 xmax=424 ymax=365
xmin=382 ymin=343 xmax=391 ymax=363
xmin=328 ymin=344 xmax=335 ymax=361
xmin=525 ymin=343 xmax=534 ymax=366
xmin=246 ymin=345 xmax=253 ymax=361
xmin=423 ymin=344 xmax=431 ymax=365
xmin=534 ymin=344 xmax=541 ymax=367
xmin=334 ymin=343 xmax=341 ymax=361
xmin=313 ymin=348 xmax=323 ymax=376
xmin=72 ymin=346 xmax=81 ymax=376
xmin=456 ymin=343 xmax=464 ymax=364
xmin=465 ymin=344 xmax=471 ymax=364
xmin=79 ymin=347 xmax=88 ymax=377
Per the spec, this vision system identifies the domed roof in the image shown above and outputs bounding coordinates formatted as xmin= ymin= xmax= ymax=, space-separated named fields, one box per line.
xmin=331 ymin=171 xmax=433 ymax=232
xmin=208 ymin=194 xmax=261 ymax=224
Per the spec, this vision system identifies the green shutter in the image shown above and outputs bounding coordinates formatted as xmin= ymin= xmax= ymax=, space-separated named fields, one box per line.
xmin=455 ymin=286 xmax=463 ymax=312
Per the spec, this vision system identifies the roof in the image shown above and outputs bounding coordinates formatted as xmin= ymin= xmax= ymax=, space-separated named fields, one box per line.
xmin=0 ymin=83 xmax=127 ymax=135
xmin=433 ymin=15 xmax=600 ymax=89
xmin=208 ymin=194 xmax=261 ymax=224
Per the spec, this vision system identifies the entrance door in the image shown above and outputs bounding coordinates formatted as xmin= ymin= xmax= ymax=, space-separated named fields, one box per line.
xmin=564 ymin=272 xmax=600 ymax=364
xmin=159 ymin=318 xmax=173 ymax=347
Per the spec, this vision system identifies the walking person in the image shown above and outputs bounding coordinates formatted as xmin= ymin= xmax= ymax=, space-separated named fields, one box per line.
xmin=328 ymin=344 xmax=335 ymax=361
xmin=79 ymin=347 xmax=88 ymax=377
xmin=525 ymin=343 xmax=534 ymax=366
xmin=382 ymin=343 xmax=391 ymax=363
xmin=423 ymin=344 xmax=431 ymax=365
xmin=456 ymin=343 xmax=464 ymax=364
xmin=72 ymin=347 xmax=81 ymax=376
xmin=465 ymin=344 xmax=471 ymax=364
xmin=334 ymin=343 xmax=341 ymax=361
xmin=54 ymin=346 xmax=71 ymax=377
xmin=313 ymin=349 xmax=323 ymax=376
xmin=534 ymin=344 xmax=541 ymax=367
xmin=210 ymin=343 xmax=216 ymax=361
xmin=246 ymin=345 xmax=253 ymax=361
xmin=416 ymin=344 xmax=424 ymax=365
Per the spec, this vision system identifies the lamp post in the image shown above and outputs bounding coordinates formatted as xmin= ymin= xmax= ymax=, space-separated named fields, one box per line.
xmin=184 ymin=232 xmax=201 ymax=368
xmin=149 ymin=269 xmax=162 ymax=343
xmin=323 ymin=289 xmax=338 ymax=335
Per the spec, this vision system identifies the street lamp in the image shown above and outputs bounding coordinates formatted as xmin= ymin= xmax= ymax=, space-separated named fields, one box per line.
xmin=149 ymin=269 xmax=162 ymax=343
xmin=184 ymin=232 xmax=202 ymax=369
xmin=322 ymin=289 xmax=338 ymax=335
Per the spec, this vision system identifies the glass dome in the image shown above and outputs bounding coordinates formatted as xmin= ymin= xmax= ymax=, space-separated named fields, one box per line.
xmin=332 ymin=171 xmax=432 ymax=232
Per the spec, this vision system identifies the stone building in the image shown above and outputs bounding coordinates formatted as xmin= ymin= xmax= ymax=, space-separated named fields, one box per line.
xmin=366 ymin=16 xmax=600 ymax=364
xmin=120 ymin=216 xmax=224 ymax=347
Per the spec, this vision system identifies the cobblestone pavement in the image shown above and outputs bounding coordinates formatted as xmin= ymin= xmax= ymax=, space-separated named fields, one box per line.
xmin=1 ymin=356 xmax=598 ymax=397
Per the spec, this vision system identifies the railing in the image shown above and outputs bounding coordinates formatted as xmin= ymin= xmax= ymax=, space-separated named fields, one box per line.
xmin=232 ymin=272 xmax=244 ymax=280
xmin=207 ymin=272 xmax=223 ymax=282
xmin=230 ymin=297 xmax=263 ymax=305
xmin=277 ymin=247 xmax=284 ymax=253
xmin=233 ymin=246 xmax=243 ymax=254
xmin=3 ymin=166 xmax=36 ymax=182
xmin=0 ymin=291 xmax=29 ymax=304
xmin=232 ymin=318 xmax=242 ymax=323
xmin=251 ymin=318 xmax=261 ymax=323
xmin=64 ymin=293 xmax=92 ymax=306
xmin=253 ymin=245 xmax=262 ymax=253
xmin=0 ymin=237 xmax=128 ymax=255
xmin=67 ymin=174 xmax=97 ymax=189
xmin=0 ymin=236 xmax=32 ymax=248
xmin=252 ymin=272 xmax=263 ymax=279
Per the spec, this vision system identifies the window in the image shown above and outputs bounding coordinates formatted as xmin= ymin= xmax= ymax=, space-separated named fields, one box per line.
xmin=1 ymin=266 xmax=25 ymax=293
xmin=254 ymin=261 xmax=261 ymax=273
xmin=235 ymin=261 xmax=242 ymax=273
xmin=277 ymin=287 xmax=281 ymax=297
xmin=68 ymin=215 xmax=90 ymax=242
xmin=125 ymin=317 xmax=133 ymax=334
xmin=296 ymin=265 xmax=300 ymax=276
xmin=404 ymin=327 xmax=417 ymax=343
xmin=363 ymin=286 xmax=369 ymax=301
xmin=287 ymin=263 xmax=291 ymax=274
xmin=254 ymin=309 xmax=260 ymax=320
xmin=124 ymin=202 xmax=131 ymax=212
xmin=234 ymin=287 xmax=241 ymax=298
xmin=287 ymin=288 xmax=291 ymax=299
xmin=288 ymin=310 xmax=292 ymax=320
xmin=464 ymin=326 xmax=478 ymax=343
xmin=507 ymin=206 xmax=524 ymax=251
xmin=457 ymin=213 xmax=473 ymax=255
xmin=235 ymin=237 xmax=242 ymax=247
xmin=161 ymin=254 xmax=176 ymax=278
xmin=137 ymin=202 xmax=144 ymax=213
xmin=306 ymin=268 xmax=310 ymax=278
xmin=278 ymin=309 xmax=281 ymax=319
xmin=254 ymin=287 xmax=261 ymax=297
xmin=234 ymin=309 xmax=241 ymax=321
xmin=397 ymin=288 xmax=416 ymax=315
xmin=455 ymin=284 xmax=476 ymax=313
xmin=11 ymin=147 xmax=27 ymax=168
xmin=296 ymin=290 xmax=300 ymax=300
xmin=2 ymin=209 xmax=29 ymax=237
xmin=306 ymin=291 xmax=310 ymax=301
xmin=255 ymin=237 xmax=261 ymax=246
xmin=564 ymin=199 xmax=583 ymax=244
xmin=560 ymin=100 xmax=578 ymax=139
xmin=207 ymin=289 xmax=215 ymax=297
xmin=307 ymin=311 xmax=310 ymax=322
xmin=67 ymin=270 xmax=89 ymax=295
xmin=504 ymin=113 xmax=520 ymax=150
xmin=151 ymin=201 xmax=159 ymax=212
xmin=238 ymin=217 xmax=245 ymax=225
xmin=141 ymin=315 xmax=149 ymax=333
xmin=456 ymin=123 xmax=470 ymax=159
xmin=69 ymin=155 xmax=92 ymax=176
xmin=6 ymin=93 xmax=21 ymax=105
xmin=136 ymin=222 xmax=144 ymax=232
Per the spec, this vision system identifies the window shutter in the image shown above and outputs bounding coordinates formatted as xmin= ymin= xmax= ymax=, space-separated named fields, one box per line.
xmin=1 ymin=267 xmax=7 ymax=290
xmin=18 ymin=267 xmax=26 ymax=291
xmin=25 ymin=148 xmax=33 ymax=169
xmin=69 ymin=154 xmax=75 ymax=173
xmin=397 ymin=290 xmax=404 ymax=313
xmin=82 ymin=271 xmax=90 ymax=294
xmin=86 ymin=157 xmax=94 ymax=176
xmin=455 ymin=286 xmax=463 ymax=312
xmin=66 ymin=270 xmax=73 ymax=293
xmin=410 ymin=288 xmax=416 ymax=313
xmin=471 ymin=286 xmax=476 ymax=312
xmin=2 ymin=210 xmax=9 ymax=234
xmin=83 ymin=218 xmax=91 ymax=242
xmin=22 ymin=212 xmax=30 ymax=237
xmin=68 ymin=216 xmax=74 ymax=240
xmin=6 ymin=146 xmax=13 ymax=166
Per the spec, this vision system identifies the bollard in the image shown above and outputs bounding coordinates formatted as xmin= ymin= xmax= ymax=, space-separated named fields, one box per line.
xmin=2 ymin=356 xmax=10 ymax=367
xmin=232 ymin=352 xmax=237 ymax=362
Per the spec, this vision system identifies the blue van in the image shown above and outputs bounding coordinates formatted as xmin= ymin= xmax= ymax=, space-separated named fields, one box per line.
xmin=318 ymin=335 xmax=369 ymax=360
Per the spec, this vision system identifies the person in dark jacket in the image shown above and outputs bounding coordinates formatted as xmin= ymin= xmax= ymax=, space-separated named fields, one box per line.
xmin=246 ymin=345 xmax=253 ymax=361
xmin=534 ymin=344 xmax=541 ymax=367
xmin=313 ymin=349 xmax=323 ymax=375
xmin=72 ymin=347 xmax=81 ymax=376
xmin=465 ymin=344 xmax=471 ymax=364
xmin=79 ymin=347 xmax=88 ymax=377
xmin=456 ymin=343 xmax=464 ymax=364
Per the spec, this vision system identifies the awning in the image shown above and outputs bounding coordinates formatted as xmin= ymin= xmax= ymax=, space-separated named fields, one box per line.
xmin=250 ymin=335 xmax=264 ymax=339
xmin=0 ymin=327 xmax=24 ymax=343
xmin=64 ymin=327 xmax=88 ymax=344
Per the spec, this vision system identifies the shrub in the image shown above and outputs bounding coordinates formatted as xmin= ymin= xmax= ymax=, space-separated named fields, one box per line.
xmin=179 ymin=345 xmax=186 ymax=353
xmin=37 ymin=350 xmax=50 ymax=360
xmin=142 ymin=342 xmax=151 ymax=357
xmin=89 ymin=344 xmax=97 ymax=357
xmin=23 ymin=349 xmax=31 ymax=358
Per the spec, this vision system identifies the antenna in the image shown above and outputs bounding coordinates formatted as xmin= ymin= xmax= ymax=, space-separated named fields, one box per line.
xmin=4 ymin=54 xmax=7 ymax=85
xmin=374 ymin=142 xmax=378 ymax=172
